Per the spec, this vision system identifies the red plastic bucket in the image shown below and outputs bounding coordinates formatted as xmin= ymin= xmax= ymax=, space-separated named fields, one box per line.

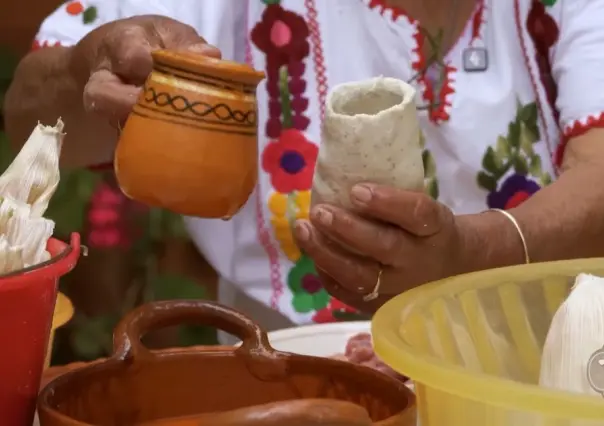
xmin=0 ymin=233 xmax=81 ymax=426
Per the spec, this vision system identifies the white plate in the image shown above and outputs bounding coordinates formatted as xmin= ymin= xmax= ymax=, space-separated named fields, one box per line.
xmin=267 ymin=322 xmax=416 ymax=394
xmin=267 ymin=321 xmax=370 ymax=357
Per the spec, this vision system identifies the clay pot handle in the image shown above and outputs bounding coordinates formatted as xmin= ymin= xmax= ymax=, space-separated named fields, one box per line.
xmin=112 ymin=300 xmax=275 ymax=362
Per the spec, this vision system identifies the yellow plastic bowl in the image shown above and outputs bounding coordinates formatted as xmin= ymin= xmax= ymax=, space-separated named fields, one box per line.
xmin=45 ymin=292 xmax=73 ymax=368
xmin=373 ymin=259 xmax=604 ymax=425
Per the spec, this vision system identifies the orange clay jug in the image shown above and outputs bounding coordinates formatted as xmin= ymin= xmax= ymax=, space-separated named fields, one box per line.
xmin=115 ymin=50 xmax=265 ymax=218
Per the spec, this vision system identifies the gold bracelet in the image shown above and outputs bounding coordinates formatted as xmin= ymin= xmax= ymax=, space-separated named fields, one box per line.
xmin=489 ymin=208 xmax=530 ymax=265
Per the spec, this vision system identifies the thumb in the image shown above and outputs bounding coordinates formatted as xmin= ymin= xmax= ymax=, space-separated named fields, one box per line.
xmin=152 ymin=17 xmax=222 ymax=58
xmin=183 ymin=42 xmax=222 ymax=59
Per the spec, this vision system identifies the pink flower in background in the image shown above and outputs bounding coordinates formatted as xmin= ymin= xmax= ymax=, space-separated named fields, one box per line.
xmin=86 ymin=183 xmax=131 ymax=249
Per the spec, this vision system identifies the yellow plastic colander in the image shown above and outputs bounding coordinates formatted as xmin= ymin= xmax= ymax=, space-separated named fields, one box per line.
xmin=373 ymin=259 xmax=604 ymax=425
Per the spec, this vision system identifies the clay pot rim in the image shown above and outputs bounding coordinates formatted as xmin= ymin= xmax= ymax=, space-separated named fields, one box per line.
xmin=152 ymin=50 xmax=265 ymax=86
xmin=38 ymin=347 xmax=416 ymax=425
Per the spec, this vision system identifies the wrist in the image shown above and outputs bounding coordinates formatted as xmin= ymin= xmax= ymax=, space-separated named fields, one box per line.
xmin=455 ymin=211 xmax=526 ymax=275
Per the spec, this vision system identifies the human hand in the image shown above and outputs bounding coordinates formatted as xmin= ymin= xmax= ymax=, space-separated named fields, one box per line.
xmin=294 ymin=184 xmax=465 ymax=312
xmin=71 ymin=15 xmax=221 ymax=127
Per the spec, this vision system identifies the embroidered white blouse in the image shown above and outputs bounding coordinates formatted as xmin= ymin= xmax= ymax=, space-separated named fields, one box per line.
xmin=35 ymin=0 xmax=604 ymax=325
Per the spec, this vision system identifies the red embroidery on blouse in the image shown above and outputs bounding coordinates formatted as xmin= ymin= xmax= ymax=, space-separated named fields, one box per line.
xmin=31 ymin=40 xmax=63 ymax=50
xmin=470 ymin=1 xmax=486 ymax=43
xmin=555 ymin=113 xmax=604 ymax=167
xmin=514 ymin=0 xmax=557 ymax=173
xmin=526 ymin=0 xmax=559 ymax=122
xmin=305 ymin=0 xmax=328 ymax=121
xmin=366 ymin=0 xmax=485 ymax=123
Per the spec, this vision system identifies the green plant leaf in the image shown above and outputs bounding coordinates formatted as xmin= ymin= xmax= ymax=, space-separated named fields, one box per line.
xmin=482 ymin=147 xmax=502 ymax=174
xmin=166 ymin=213 xmax=188 ymax=239
xmin=150 ymin=273 xmax=207 ymax=301
xmin=477 ymin=172 xmax=497 ymax=192
xmin=513 ymin=156 xmax=529 ymax=175
xmin=71 ymin=315 xmax=117 ymax=360
xmin=178 ymin=325 xmax=218 ymax=347
xmin=507 ymin=121 xmax=521 ymax=149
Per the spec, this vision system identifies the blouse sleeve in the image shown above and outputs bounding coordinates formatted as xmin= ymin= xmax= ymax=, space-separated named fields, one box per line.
xmin=34 ymin=0 xmax=121 ymax=49
xmin=550 ymin=0 xmax=604 ymax=143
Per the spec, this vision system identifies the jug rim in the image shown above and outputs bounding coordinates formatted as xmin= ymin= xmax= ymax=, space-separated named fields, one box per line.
xmin=151 ymin=50 xmax=265 ymax=86
xmin=373 ymin=258 xmax=604 ymax=419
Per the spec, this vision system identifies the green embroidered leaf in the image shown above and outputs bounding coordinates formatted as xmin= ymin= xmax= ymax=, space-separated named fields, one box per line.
xmin=418 ymin=131 xmax=426 ymax=149
xmin=477 ymin=171 xmax=497 ymax=192
xmin=540 ymin=0 xmax=557 ymax=6
xmin=519 ymin=103 xmax=540 ymax=141
xmin=279 ymin=66 xmax=293 ymax=128
xmin=422 ymin=150 xmax=437 ymax=177
xmin=150 ymin=273 xmax=207 ymax=301
xmin=519 ymin=102 xmax=538 ymax=124
xmin=512 ymin=156 xmax=529 ymax=175
xmin=495 ymin=136 xmax=511 ymax=159
xmin=82 ymin=6 xmax=97 ymax=24
xmin=482 ymin=147 xmax=502 ymax=174
xmin=520 ymin=124 xmax=535 ymax=156
xmin=529 ymin=154 xmax=543 ymax=176
xmin=541 ymin=172 xmax=553 ymax=186
xmin=262 ymin=0 xmax=281 ymax=4
xmin=507 ymin=121 xmax=521 ymax=149
xmin=426 ymin=179 xmax=439 ymax=200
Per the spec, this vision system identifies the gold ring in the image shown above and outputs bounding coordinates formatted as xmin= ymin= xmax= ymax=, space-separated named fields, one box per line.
xmin=363 ymin=268 xmax=383 ymax=302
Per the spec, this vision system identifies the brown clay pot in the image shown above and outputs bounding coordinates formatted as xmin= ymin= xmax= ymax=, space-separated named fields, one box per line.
xmin=38 ymin=301 xmax=416 ymax=426
xmin=115 ymin=51 xmax=265 ymax=218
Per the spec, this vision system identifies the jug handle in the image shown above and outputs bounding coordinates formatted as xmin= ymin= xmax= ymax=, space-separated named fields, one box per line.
xmin=112 ymin=300 xmax=288 ymax=380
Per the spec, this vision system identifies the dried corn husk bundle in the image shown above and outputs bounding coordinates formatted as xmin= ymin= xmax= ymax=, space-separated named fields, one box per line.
xmin=0 ymin=119 xmax=64 ymax=274
xmin=311 ymin=77 xmax=424 ymax=210
xmin=539 ymin=273 xmax=604 ymax=396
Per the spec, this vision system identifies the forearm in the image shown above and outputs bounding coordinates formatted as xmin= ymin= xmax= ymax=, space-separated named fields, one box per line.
xmin=459 ymin=131 xmax=604 ymax=273
xmin=3 ymin=47 xmax=116 ymax=167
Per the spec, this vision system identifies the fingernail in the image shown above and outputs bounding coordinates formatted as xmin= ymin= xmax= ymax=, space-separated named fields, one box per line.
xmin=315 ymin=207 xmax=333 ymax=226
xmin=351 ymin=185 xmax=372 ymax=205
xmin=294 ymin=220 xmax=311 ymax=242
xmin=187 ymin=43 xmax=221 ymax=58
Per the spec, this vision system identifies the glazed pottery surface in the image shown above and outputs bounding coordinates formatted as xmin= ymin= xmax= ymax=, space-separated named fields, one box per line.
xmin=38 ymin=301 xmax=415 ymax=426
xmin=115 ymin=51 xmax=265 ymax=218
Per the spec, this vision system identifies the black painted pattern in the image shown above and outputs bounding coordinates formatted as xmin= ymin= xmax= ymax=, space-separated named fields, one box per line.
xmin=142 ymin=85 xmax=257 ymax=126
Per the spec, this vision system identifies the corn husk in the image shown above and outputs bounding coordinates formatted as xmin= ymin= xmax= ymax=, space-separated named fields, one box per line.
xmin=539 ymin=273 xmax=604 ymax=396
xmin=0 ymin=119 xmax=63 ymax=274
